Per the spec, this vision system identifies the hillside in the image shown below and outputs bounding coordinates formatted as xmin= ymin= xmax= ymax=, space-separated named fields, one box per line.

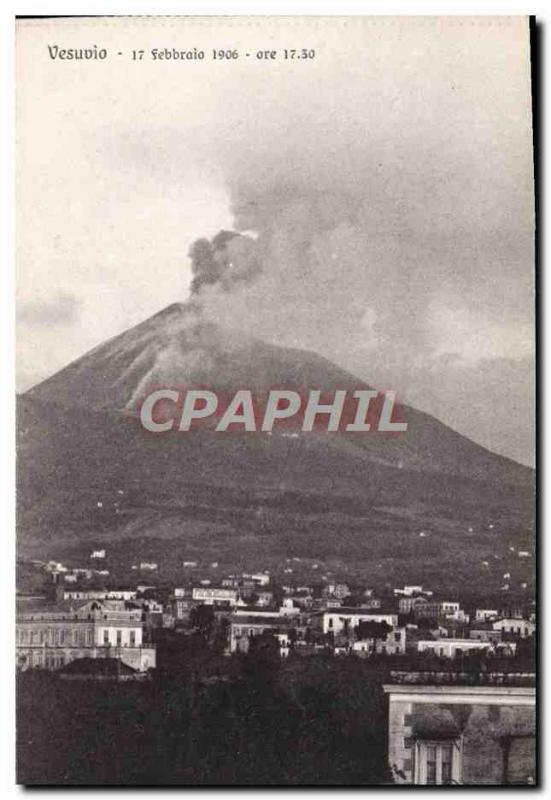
xmin=17 ymin=303 xmax=535 ymax=594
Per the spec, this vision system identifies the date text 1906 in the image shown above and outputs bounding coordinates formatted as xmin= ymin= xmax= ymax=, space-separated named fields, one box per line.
xmin=139 ymin=48 xmax=316 ymax=61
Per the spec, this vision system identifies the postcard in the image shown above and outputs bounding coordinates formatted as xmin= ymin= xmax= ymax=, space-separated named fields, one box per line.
xmin=15 ymin=15 xmax=536 ymax=786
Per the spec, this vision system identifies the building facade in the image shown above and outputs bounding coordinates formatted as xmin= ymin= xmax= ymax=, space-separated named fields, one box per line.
xmin=492 ymin=618 xmax=536 ymax=638
xmin=417 ymin=638 xmax=516 ymax=659
xmin=16 ymin=599 xmax=155 ymax=672
xmin=192 ymin=586 xmax=239 ymax=606
xmin=384 ymin=671 xmax=536 ymax=785
xmin=322 ymin=609 xmax=398 ymax=636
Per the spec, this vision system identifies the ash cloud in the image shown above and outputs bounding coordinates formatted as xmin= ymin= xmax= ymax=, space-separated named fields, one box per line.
xmin=18 ymin=292 xmax=82 ymax=327
xmin=182 ymin=25 xmax=534 ymax=465
xmin=189 ymin=230 xmax=260 ymax=296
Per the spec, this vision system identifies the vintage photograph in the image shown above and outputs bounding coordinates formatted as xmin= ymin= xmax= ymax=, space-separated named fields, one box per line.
xmin=15 ymin=15 xmax=536 ymax=785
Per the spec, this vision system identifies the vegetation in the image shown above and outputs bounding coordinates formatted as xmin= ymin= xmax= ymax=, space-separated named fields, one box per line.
xmin=17 ymin=652 xmax=390 ymax=785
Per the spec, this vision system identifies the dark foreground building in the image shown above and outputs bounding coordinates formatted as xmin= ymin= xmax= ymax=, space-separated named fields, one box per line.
xmin=383 ymin=671 xmax=536 ymax=785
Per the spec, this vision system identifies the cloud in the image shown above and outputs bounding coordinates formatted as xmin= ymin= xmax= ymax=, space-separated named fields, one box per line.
xmin=16 ymin=17 xmax=535 ymax=463
xmin=17 ymin=292 xmax=82 ymax=327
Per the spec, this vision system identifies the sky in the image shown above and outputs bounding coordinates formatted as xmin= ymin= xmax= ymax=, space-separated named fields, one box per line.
xmin=16 ymin=16 xmax=535 ymax=465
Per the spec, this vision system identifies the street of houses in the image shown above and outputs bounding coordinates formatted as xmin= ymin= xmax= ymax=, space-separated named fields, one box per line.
xmin=16 ymin=558 xmax=536 ymax=784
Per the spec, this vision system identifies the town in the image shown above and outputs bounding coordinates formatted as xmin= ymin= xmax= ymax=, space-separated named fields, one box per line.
xmin=16 ymin=549 xmax=536 ymax=785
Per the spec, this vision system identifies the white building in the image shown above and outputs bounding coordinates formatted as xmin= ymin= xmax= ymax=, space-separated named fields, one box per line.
xmin=394 ymin=585 xmax=425 ymax=597
xmin=322 ymin=609 xmax=398 ymax=635
xmin=16 ymin=599 xmax=155 ymax=672
xmin=279 ymin=598 xmax=301 ymax=617
xmin=192 ymin=586 xmax=239 ymax=606
xmin=444 ymin=608 xmax=470 ymax=624
xmin=63 ymin=589 xmax=137 ymax=601
xmin=492 ymin=618 xmax=535 ymax=638
xmin=417 ymin=638 xmax=516 ymax=658
xmin=475 ymin=609 xmax=499 ymax=621
xmin=242 ymin=572 xmax=270 ymax=587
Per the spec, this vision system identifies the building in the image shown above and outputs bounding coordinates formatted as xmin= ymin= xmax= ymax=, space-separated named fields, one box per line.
xmin=445 ymin=608 xmax=470 ymax=624
xmin=384 ymin=671 xmax=536 ymax=785
xmin=192 ymin=586 xmax=240 ymax=607
xmin=412 ymin=601 xmax=462 ymax=621
xmin=242 ymin=572 xmax=271 ymax=587
xmin=394 ymin=585 xmax=433 ymax=598
xmin=399 ymin=596 xmax=432 ymax=615
xmin=417 ymin=639 xmax=515 ymax=659
xmin=58 ymin=657 xmax=147 ymax=682
xmin=475 ymin=609 xmax=499 ymax=622
xmin=233 ymin=606 xmax=281 ymax=619
xmin=321 ymin=609 xmax=398 ymax=635
xmin=394 ymin=585 xmax=424 ymax=597
xmin=16 ymin=598 xmax=155 ymax=672
xmin=279 ymin=598 xmax=301 ymax=617
xmin=63 ymin=588 xmax=137 ymax=601
xmin=228 ymin=614 xmax=296 ymax=655
xmin=351 ymin=626 xmax=406 ymax=656
xmin=254 ymin=590 xmax=275 ymax=607
xmin=469 ymin=627 xmax=503 ymax=644
xmin=322 ymin=583 xmax=351 ymax=601
xmin=492 ymin=618 xmax=535 ymax=639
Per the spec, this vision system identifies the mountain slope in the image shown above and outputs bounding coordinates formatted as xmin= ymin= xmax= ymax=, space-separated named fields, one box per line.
xmin=18 ymin=303 xmax=534 ymax=593
xmin=25 ymin=302 xmax=531 ymax=485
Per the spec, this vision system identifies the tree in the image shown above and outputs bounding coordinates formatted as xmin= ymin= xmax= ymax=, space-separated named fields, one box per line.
xmin=355 ymin=621 xmax=392 ymax=654
xmin=245 ymin=631 xmax=281 ymax=689
xmin=189 ymin=604 xmax=215 ymax=638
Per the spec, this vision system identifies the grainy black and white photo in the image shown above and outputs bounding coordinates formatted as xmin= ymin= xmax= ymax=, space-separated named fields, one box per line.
xmin=15 ymin=15 xmax=536 ymax=786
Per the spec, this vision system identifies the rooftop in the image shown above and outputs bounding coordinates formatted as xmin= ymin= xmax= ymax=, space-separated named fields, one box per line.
xmin=387 ymin=670 xmax=536 ymax=687
xmin=230 ymin=614 xmax=295 ymax=627
xmin=59 ymin=657 xmax=138 ymax=677
xmin=323 ymin=607 xmax=398 ymax=616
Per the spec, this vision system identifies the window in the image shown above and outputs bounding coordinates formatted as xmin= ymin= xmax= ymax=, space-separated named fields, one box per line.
xmin=441 ymin=743 xmax=452 ymax=784
xmin=103 ymin=629 xmax=110 ymax=645
xmin=426 ymin=745 xmax=437 ymax=784
xmin=415 ymin=740 xmax=460 ymax=785
xmin=130 ymin=631 xmax=136 ymax=646
xmin=116 ymin=630 xmax=122 ymax=646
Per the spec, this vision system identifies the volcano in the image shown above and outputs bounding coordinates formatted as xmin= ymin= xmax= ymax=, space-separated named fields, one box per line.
xmin=17 ymin=303 xmax=534 ymax=595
